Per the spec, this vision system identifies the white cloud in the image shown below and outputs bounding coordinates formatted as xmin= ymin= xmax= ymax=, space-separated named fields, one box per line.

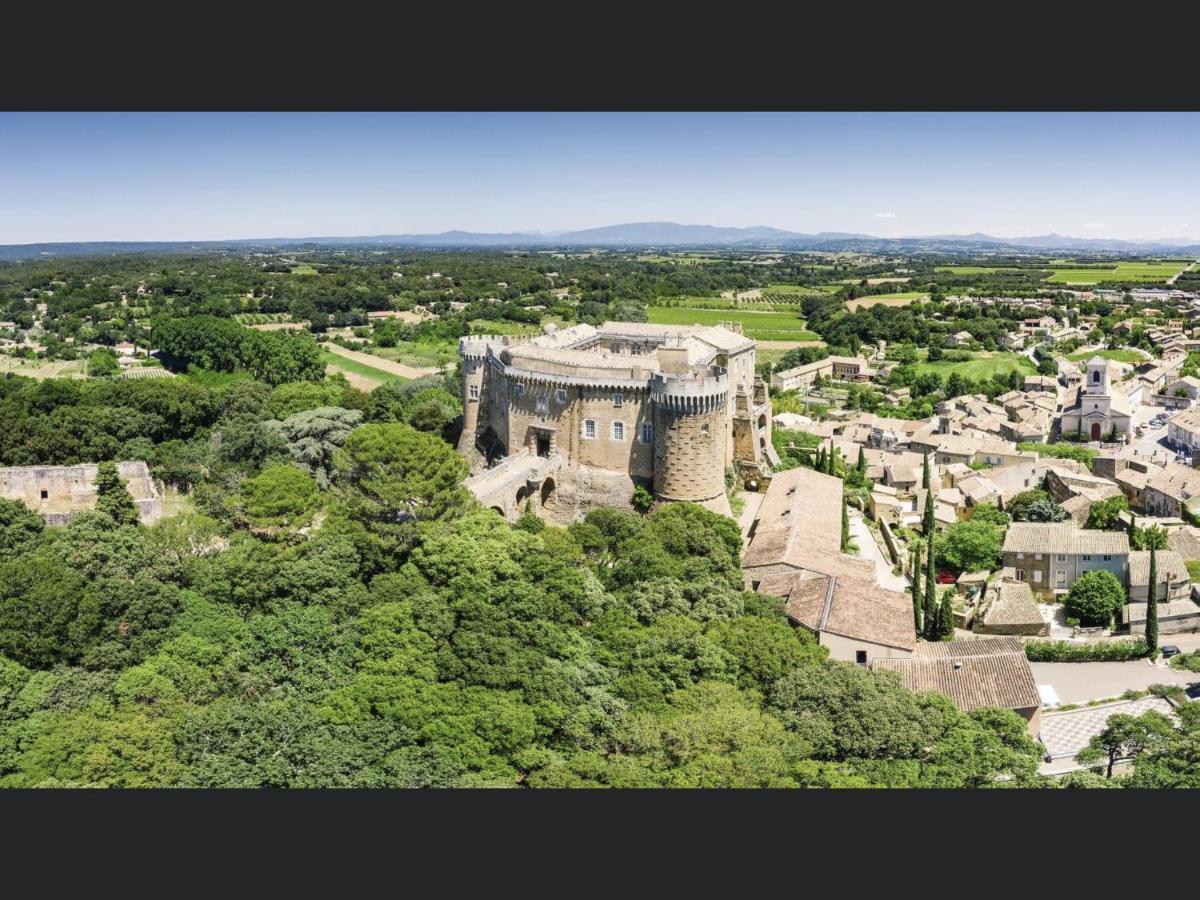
xmin=873 ymin=211 xmax=897 ymax=219
xmin=1082 ymin=222 xmax=1106 ymax=230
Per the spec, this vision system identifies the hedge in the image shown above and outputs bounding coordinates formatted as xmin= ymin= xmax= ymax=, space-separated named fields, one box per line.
xmin=1023 ymin=638 xmax=1149 ymax=662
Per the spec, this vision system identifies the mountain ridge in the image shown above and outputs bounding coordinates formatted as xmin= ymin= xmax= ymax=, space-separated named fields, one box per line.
xmin=2 ymin=222 xmax=1198 ymax=261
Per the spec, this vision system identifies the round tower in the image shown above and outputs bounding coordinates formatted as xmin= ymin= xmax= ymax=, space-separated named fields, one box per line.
xmin=457 ymin=337 xmax=492 ymax=454
xmin=651 ymin=370 xmax=729 ymax=505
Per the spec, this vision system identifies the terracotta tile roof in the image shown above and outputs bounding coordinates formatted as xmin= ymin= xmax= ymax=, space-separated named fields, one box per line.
xmin=982 ymin=581 xmax=1044 ymax=627
xmin=1002 ymin=522 xmax=1129 ymax=556
xmin=762 ymin=569 xmax=917 ymax=651
xmin=872 ymin=637 xmax=1040 ymax=713
xmin=1168 ymin=526 xmax=1200 ymax=560
xmin=1127 ymin=550 xmax=1190 ymax=588
xmin=743 ymin=467 xmax=844 ymax=568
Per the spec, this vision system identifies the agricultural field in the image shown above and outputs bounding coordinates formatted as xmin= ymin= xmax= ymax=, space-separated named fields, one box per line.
xmin=845 ymin=291 xmax=928 ymax=311
xmin=912 ymin=351 xmax=1037 ymax=381
xmin=319 ymin=348 xmax=404 ymax=390
xmin=370 ymin=341 xmax=459 ymax=370
xmin=290 ymin=265 xmax=319 ymax=276
xmin=1046 ymin=260 xmax=1192 ymax=284
xmin=0 ymin=356 xmax=85 ymax=379
xmin=645 ymin=306 xmax=820 ymax=341
xmin=635 ymin=254 xmax=724 ymax=265
xmin=1066 ymin=348 xmax=1147 ymax=365
xmin=934 ymin=266 xmax=1028 ymax=275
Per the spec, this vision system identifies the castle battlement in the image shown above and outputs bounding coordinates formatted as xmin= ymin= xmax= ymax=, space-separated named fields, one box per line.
xmin=457 ymin=319 xmax=771 ymax=523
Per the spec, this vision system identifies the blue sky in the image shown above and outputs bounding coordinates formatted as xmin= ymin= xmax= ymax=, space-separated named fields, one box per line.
xmin=0 ymin=112 xmax=1197 ymax=244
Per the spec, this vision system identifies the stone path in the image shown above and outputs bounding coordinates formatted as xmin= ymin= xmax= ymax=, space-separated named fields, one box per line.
xmin=848 ymin=510 xmax=908 ymax=591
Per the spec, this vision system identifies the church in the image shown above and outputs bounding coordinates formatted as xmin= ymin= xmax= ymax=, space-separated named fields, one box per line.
xmin=1059 ymin=356 xmax=1133 ymax=442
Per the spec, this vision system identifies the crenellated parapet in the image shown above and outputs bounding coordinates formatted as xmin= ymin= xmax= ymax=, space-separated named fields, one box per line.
xmin=649 ymin=367 xmax=729 ymax=414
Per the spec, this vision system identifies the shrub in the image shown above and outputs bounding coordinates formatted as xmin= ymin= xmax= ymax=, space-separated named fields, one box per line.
xmin=1168 ymin=649 xmax=1200 ymax=673
xmin=1063 ymin=569 xmax=1125 ymax=627
xmin=1024 ymin=639 xmax=1149 ymax=662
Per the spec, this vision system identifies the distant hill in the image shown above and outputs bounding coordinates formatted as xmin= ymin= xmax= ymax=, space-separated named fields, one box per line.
xmin=2 ymin=222 xmax=1198 ymax=261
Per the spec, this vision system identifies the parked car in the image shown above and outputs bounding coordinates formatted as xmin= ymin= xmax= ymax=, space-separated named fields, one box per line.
xmin=1161 ymin=645 xmax=1182 ymax=659
xmin=1186 ymin=683 xmax=1200 ymax=700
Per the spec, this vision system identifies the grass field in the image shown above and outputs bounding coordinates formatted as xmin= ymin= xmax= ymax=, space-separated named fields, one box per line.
xmin=761 ymin=284 xmax=835 ymax=297
xmin=635 ymin=254 xmax=724 ymax=265
xmin=1067 ymin=348 xmax=1146 ymax=364
xmin=371 ymin=341 xmax=459 ymax=369
xmin=912 ymin=351 xmax=1037 ymax=380
xmin=319 ymin=349 xmax=403 ymax=388
xmin=846 ymin=291 xmax=928 ymax=311
xmin=1046 ymin=261 xmax=1191 ymax=284
xmin=290 ymin=265 xmax=319 ymax=276
xmin=646 ymin=307 xmax=820 ymax=341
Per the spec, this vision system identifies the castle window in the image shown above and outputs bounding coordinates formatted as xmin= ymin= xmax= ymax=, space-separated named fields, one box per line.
xmin=555 ymin=389 xmax=567 ymax=404
xmin=641 ymin=423 xmax=653 ymax=444
xmin=535 ymin=397 xmax=548 ymax=414
xmin=469 ymin=384 xmax=479 ymax=400
xmin=583 ymin=420 xmax=596 ymax=440
xmin=1092 ymin=371 xmax=1100 ymax=383
xmin=514 ymin=383 xmax=525 ymax=399
xmin=612 ymin=392 xmax=623 ymax=407
xmin=701 ymin=424 xmax=709 ymax=435
xmin=612 ymin=421 xmax=625 ymax=441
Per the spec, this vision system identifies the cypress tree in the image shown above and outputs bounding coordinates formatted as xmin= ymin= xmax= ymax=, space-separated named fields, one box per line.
xmin=840 ymin=490 xmax=850 ymax=551
xmin=938 ymin=589 xmax=955 ymax=640
xmin=911 ymin=544 xmax=924 ymax=634
xmin=997 ymin=494 xmax=1004 ymax=513
xmin=94 ymin=461 xmax=140 ymax=527
xmin=922 ymin=452 xmax=930 ymax=490
xmin=922 ymin=488 xmax=936 ymax=536
xmin=924 ymin=537 xmax=938 ymax=639
xmin=816 ymin=446 xmax=826 ymax=472
xmin=1128 ymin=512 xmax=1138 ymax=549
xmin=1146 ymin=545 xmax=1159 ymax=657
xmin=856 ymin=445 xmax=866 ymax=474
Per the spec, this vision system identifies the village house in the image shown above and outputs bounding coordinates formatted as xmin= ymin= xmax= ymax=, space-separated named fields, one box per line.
xmin=945 ymin=330 xmax=975 ymax=348
xmin=742 ymin=467 xmax=918 ymax=665
xmin=871 ymin=637 xmax=1043 ymax=737
xmin=1142 ymin=463 xmax=1200 ymax=518
xmin=769 ymin=355 xmax=876 ymax=391
xmin=1167 ymin=406 xmax=1200 ymax=451
xmin=1001 ymin=522 xmax=1129 ymax=596
xmin=973 ymin=579 xmax=1049 ymax=636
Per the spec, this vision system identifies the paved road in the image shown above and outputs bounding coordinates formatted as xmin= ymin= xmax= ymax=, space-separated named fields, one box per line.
xmin=1030 ymin=659 xmax=1200 ymax=704
xmin=848 ymin=511 xmax=908 ymax=591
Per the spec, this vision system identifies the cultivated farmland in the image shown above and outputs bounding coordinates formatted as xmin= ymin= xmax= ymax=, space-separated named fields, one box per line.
xmin=645 ymin=306 xmax=820 ymax=341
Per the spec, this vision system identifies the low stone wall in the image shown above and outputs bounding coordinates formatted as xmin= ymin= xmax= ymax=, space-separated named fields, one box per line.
xmin=0 ymin=460 xmax=162 ymax=525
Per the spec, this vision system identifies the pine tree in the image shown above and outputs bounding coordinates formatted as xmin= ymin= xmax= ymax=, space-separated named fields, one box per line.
xmin=1146 ymin=544 xmax=1159 ymax=658
xmin=923 ymin=537 xmax=938 ymax=639
xmin=922 ymin=452 xmax=930 ymax=490
xmin=94 ymin=461 xmax=140 ymax=527
xmin=911 ymin=544 xmax=924 ymax=634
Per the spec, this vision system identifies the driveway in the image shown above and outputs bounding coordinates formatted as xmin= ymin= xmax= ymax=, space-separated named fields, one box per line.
xmin=1030 ymin=659 xmax=1200 ymax=704
xmin=848 ymin=511 xmax=908 ymax=591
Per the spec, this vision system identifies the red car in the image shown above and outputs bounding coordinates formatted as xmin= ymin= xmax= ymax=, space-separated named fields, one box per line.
xmin=936 ymin=570 xmax=958 ymax=585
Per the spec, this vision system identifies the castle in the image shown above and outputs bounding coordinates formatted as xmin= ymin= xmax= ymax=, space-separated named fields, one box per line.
xmin=0 ymin=461 xmax=163 ymax=525
xmin=457 ymin=320 xmax=775 ymax=522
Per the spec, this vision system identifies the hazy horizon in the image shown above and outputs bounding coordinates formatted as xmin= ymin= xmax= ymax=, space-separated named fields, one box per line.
xmin=2 ymin=112 xmax=1198 ymax=245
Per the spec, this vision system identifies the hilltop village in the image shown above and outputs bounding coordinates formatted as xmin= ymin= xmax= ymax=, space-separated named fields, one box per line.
xmin=3 ymin=246 xmax=1200 ymax=786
